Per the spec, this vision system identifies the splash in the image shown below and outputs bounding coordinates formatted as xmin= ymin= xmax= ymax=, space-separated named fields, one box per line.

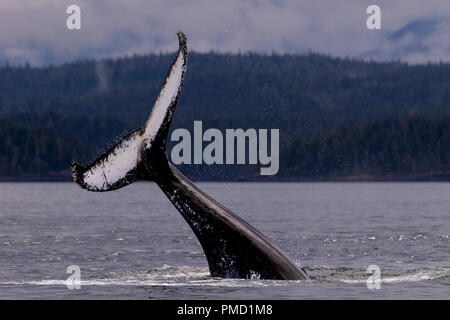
xmin=1 ymin=265 xmax=448 ymax=288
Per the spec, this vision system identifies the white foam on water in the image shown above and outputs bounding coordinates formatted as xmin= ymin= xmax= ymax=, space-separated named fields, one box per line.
xmin=340 ymin=267 xmax=450 ymax=284
xmin=1 ymin=266 xmax=448 ymax=288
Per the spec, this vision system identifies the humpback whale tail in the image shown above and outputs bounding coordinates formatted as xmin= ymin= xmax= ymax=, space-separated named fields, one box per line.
xmin=71 ymin=31 xmax=308 ymax=280
xmin=71 ymin=31 xmax=187 ymax=191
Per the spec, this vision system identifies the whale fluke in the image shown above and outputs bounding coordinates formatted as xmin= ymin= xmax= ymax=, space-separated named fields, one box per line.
xmin=71 ymin=31 xmax=308 ymax=280
xmin=71 ymin=31 xmax=187 ymax=192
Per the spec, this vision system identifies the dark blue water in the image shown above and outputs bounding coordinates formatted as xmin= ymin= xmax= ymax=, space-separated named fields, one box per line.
xmin=0 ymin=182 xmax=448 ymax=299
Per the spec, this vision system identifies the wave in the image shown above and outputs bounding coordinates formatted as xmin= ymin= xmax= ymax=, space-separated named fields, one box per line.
xmin=1 ymin=265 xmax=449 ymax=288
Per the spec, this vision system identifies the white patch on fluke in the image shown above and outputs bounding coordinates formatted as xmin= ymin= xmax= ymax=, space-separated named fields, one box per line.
xmin=142 ymin=46 xmax=186 ymax=147
xmin=83 ymin=130 xmax=141 ymax=190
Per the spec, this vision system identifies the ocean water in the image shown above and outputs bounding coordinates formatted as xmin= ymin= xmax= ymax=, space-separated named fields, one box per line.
xmin=0 ymin=182 xmax=448 ymax=299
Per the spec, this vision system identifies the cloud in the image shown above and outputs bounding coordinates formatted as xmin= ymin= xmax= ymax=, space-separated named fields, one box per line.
xmin=0 ymin=0 xmax=448 ymax=65
xmin=361 ymin=17 xmax=450 ymax=63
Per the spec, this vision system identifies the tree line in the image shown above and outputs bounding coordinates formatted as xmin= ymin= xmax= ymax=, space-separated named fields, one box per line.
xmin=0 ymin=52 xmax=449 ymax=180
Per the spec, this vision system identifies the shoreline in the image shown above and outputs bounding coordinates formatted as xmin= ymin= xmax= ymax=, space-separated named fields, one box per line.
xmin=1 ymin=172 xmax=449 ymax=182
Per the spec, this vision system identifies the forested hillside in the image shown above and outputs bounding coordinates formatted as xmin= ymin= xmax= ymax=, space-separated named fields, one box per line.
xmin=0 ymin=52 xmax=449 ymax=180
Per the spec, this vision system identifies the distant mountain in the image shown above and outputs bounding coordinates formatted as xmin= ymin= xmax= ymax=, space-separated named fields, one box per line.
xmin=361 ymin=18 xmax=450 ymax=63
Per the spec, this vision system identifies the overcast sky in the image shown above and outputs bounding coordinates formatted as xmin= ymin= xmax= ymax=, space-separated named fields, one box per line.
xmin=0 ymin=0 xmax=449 ymax=65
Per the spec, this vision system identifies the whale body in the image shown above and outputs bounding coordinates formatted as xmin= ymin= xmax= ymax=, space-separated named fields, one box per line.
xmin=71 ymin=31 xmax=308 ymax=280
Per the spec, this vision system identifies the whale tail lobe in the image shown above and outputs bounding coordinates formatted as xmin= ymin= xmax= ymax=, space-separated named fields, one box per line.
xmin=71 ymin=31 xmax=187 ymax=192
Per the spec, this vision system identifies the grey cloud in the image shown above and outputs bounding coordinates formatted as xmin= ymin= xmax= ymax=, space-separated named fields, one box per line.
xmin=0 ymin=0 xmax=449 ymax=65
xmin=361 ymin=17 xmax=450 ymax=63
